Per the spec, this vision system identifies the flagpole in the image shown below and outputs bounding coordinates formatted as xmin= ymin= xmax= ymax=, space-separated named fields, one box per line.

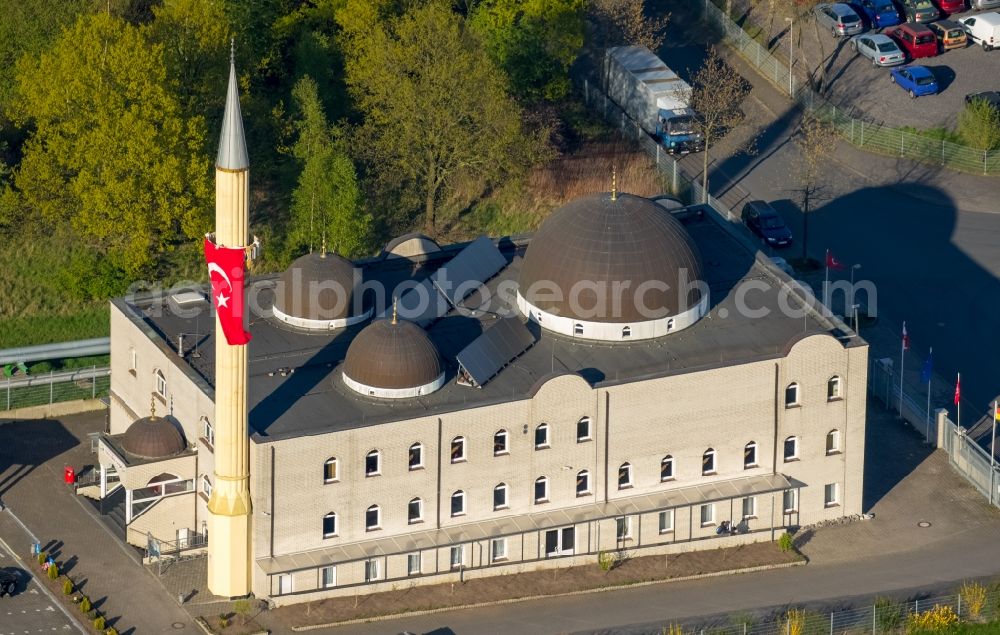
xmin=899 ymin=321 xmax=906 ymax=418
xmin=991 ymin=400 xmax=997 ymax=507
xmin=957 ymin=372 xmax=961 ymax=429
xmin=925 ymin=369 xmax=931 ymax=443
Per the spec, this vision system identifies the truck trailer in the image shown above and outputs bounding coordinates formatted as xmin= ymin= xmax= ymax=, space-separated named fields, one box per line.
xmin=605 ymin=45 xmax=704 ymax=155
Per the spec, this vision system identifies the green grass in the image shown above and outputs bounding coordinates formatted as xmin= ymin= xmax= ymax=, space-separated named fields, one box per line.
xmin=898 ymin=125 xmax=964 ymax=145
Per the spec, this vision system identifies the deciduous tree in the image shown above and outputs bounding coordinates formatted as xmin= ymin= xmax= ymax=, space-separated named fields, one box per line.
xmin=588 ymin=0 xmax=670 ymax=51
xmin=959 ymin=98 xmax=1000 ymax=152
xmin=793 ymin=116 xmax=834 ymax=261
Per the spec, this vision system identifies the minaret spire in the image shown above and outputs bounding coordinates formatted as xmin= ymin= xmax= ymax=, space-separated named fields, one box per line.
xmin=216 ymin=41 xmax=249 ymax=171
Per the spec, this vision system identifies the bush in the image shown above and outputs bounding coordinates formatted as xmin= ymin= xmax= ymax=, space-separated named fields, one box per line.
xmin=63 ymin=578 xmax=73 ymax=595
xmin=783 ymin=608 xmax=806 ymax=635
xmin=875 ymin=596 xmax=904 ymax=632
xmin=37 ymin=552 xmax=46 ymax=566
xmin=79 ymin=596 xmax=91 ymax=614
xmin=93 ymin=616 xmax=105 ymax=631
xmin=661 ymin=625 xmax=686 ymax=635
xmin=906 ymin=604 xmax=959 ymax=633
xmin=598 ymin=550 xmax=615 ymax=572
xmin=47 ymin=564 xmax=59 ymax=580
xmin=105 ymin=629 xmax=118 ymax=635
xmin=960 ymin=581 xmax=988 ymax=620
xmin=777 ymin=532 xmax=794 ymax=553
xmin=959 ymin=98 xmax=1000 ymax=152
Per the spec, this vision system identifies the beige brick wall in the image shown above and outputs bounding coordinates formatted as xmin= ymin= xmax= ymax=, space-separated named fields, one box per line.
xmin=125 ymin=492 xmax=198 ymax=547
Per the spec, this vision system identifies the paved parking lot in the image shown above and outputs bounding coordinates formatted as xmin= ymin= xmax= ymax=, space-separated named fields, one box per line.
xmin=0 ymin=536 xmax=79 ymax=634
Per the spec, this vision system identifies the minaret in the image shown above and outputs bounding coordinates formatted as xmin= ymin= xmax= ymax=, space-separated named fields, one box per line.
xmin=207 ymin=45 xmax=252 ymax=598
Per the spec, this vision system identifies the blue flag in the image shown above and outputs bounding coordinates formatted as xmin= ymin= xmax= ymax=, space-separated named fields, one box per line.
xmin=920 ymin=351 xmax=933 ymax=384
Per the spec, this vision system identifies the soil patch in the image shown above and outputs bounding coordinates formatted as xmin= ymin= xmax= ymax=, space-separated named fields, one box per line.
xmin=261 ymin=540 xmax=802 ymax=629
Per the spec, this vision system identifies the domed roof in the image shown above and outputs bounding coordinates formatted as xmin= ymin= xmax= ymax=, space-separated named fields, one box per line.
xmin=342 ymin=317 xmax=444 ymax=394
xmin=274 ymin=251 xmax=362 ymax=322
xmin=518 ymin=192 xmax=704 ymax=323
xmin=121 ymin=414 xmax=187 ymax=460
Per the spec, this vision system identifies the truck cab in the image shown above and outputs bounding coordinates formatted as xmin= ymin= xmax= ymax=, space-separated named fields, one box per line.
xmin=656 ymin=107 xmax=704 ymax=154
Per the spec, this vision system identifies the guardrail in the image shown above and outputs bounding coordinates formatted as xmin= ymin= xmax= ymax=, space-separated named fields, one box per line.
xmin=0 ymin=337 xmax=110 ymax=365
xmin=2 ymin=365 xmax=110 ymax=412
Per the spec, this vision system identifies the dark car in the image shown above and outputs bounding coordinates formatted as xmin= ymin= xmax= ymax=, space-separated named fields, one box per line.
xmin=853 ymin=0 xmax=902 ymax=27
xmin=965 ymin=90 xmax=1000 ymax=109
xmin=742 ymin=201 xmax=793 ymax=247
xmin=899 ymin=0 xmax=940 ymax=22
xmin=0 ymin=569 xmax=17 ymax=597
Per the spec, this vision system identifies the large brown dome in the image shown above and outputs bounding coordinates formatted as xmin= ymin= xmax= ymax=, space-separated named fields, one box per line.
xmin=120 ymin=415 xmax=187 ymax=460
xmin=342 ymin=318 xmax=444 ymax=394
xmin=518 ymin=193 xmax=704 ymax=323
xmin=274 ymin=252 xmax=362 ymax=322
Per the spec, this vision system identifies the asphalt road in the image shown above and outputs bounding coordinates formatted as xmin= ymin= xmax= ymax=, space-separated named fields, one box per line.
xmin=0 ymin=535 xmax=79 ymax=634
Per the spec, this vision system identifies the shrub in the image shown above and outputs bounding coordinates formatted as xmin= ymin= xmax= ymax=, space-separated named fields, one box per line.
xmin=63 ymin=578 xmax=73 ymax=595
xmin=777 ymin=532 xmax=793 ymax=553
xmin=105 ymin=629 xmax=118 ymax=635
xmin=218 ymin=614 xmax=231 ymax=628
xmin=906 ymin=604 xmax=958 ymax=633
xmin=783 ymin=608 xmax=806 ymax=635
xmin=93 ymin=616 xmax=105 ymax=631
xmin=47 ymin=564 xmax=59 ymax=580
xmin=37 ymin=552 xmax=46 ymax=566
xmin=960 ymin=581 xmax=987 ymax=620
xmin=233 ymin=598 xmax=252 ymax=623
xmin=958 ymin=98 xmax=1000 ymax=152
xmin=661 ymin=625 xmax=686 ymax=635
xmin=598 ymin=551 xmax=615 ymax=572
xmin=79 ymin=596 xmax=91 ymax=614
xmin=874 ymin=596 xmax=904 ymax=632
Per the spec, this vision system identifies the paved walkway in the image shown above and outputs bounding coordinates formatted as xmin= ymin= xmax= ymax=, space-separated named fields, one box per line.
xmin=0 ymin=413 xmax=196 ymax=635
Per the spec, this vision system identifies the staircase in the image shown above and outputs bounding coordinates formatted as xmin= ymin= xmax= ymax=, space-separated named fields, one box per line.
xmin=102 ymin=486 xmax=127 ymax=538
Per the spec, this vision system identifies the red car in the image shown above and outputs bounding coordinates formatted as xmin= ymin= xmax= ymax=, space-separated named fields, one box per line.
xmin=933 ymin=0 xmax=965 ymax=14
xmin=885 ymin=23 xmax=939 ymax=59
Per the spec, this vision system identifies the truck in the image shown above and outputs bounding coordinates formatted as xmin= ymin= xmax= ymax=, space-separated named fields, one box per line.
xmin=604 ymin=45 xmax=704 ymax=155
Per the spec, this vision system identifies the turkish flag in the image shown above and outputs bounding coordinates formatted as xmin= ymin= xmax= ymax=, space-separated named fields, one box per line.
xmin=204 ymin=237 xmax=251 ymax=346
xmin=825 ymin=249 xmax=846 ymax=271
xmin=954 ymin=375 xmax=961 ymax=406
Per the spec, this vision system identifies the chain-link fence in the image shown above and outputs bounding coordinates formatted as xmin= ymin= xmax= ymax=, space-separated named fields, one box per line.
xmin=1 ymin=365 xmax=110 ymax=411
xmin=700 ymin=0 xmax=1000 ymax=175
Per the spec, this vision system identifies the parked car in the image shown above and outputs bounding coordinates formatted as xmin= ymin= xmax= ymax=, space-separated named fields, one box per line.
xmin=889 ymin=65 xmax=939 ymax=97
xmin=851 ymin=33 xmax=907 ymax=64
xmin=898 ymin=0 xmax=941 ymax=22
xmin=970 ymin=0 xmax=1000 ymax=10
xmin=928 ymin=19 xmax=968 ymax=49
xmin=0 ymin=569 xmax=17 ymax=598
xmin=742 ymin=201 xmax=793 ymax=247
xmin=885 ymin=23 xmax=940 ymax=57
xmin=815 ymin=3 xmax=866 ymax=37
xmin=965 ymin=90 xmax=1000 ymax=109
xmin=958 ymin=12 xmax=1000 ymax=49
xmin=932 ymin=0 xmax=966 ymax=14
xmin=853 ymin=0 xmax=902 ymax=26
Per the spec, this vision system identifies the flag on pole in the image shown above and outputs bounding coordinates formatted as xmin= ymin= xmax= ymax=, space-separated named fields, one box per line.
xmin=954 ymin=374 xmax=961 ymax=406
xmin=920 ymin=350 xmax=933 ymax=384
xmin=902 ymin=323 xmax=910 ymax=351
xmin=204 ymin=237 xmax=252 ymax=346
xmin=994 ymin=402 xmax=1000 ymax=422
xmin=825 ymin=249 xmax=846 ymax=271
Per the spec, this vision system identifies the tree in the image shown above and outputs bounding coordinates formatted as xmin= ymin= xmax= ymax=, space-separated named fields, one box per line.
xmin=793 ymin=116 xmax=834 ymax=261
xmin=286 ymin=75 xmax=371 ymax=258
xmin=338 ymin=0 xmax=539 ymax=234
xmin=958 ymin=98 xmax=1000 ymax=152
xmin=688 ymin=48 xmax=750 ymax=203
xmin=469 ymin=0 xmax=585 ymax=102
xmin=9 ymin=13 xmax=212 ymax=277
xmin=588 ymin=0 xmax=670 ymax=51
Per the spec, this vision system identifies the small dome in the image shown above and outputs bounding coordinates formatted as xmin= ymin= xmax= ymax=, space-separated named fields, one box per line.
xmin=273 ymin=252 xmax=364 ymax=325
xmin=342 ymin=318 xmax=444 ymax=398
xmin=519 ymin=192 xmax=704 ymax=324
xmin=121 ymin=415 xmax=187 ymax=460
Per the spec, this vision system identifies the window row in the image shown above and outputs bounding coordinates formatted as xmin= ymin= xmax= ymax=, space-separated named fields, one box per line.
xmin=785 ymin=375 xmax=842 ymax=407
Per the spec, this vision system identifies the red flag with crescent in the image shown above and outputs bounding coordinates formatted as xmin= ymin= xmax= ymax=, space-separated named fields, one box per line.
xmin=204 ymin=237 xmax=251 ymax=345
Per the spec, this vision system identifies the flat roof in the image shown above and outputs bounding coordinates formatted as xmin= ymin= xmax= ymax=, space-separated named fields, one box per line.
xmin=113 ymin=205 xmax=864 ymax=443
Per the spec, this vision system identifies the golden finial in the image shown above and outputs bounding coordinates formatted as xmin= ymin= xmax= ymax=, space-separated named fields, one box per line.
xmin=391 ymin=296 xmax=398 ymax=325
xmin=611 ymin=166 xmax=617 ymax=202
xmin=150 ymin=396 xmax=156 ymax=419
xmin=320 ymin=235 xmax=327 ymax=259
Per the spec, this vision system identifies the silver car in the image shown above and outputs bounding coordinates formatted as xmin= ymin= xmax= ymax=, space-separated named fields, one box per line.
xmin=815 ymin=3 xmax=865 ymax=37
xmin=970 ymin=0 xmax=1000 ymax=10
xmin=851 ymin=34 xmax=906 ymax=66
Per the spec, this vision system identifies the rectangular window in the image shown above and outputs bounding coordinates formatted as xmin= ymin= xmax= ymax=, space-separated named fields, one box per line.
xmin=450 ymin=545 xmax=464 ymax=569
xmin=742 ymin=496 xmax=756 ymax=519
xmin=202 ymin=419 xmax=214 ymax=446
xmin=615 ymin=516 xmax=631 ymax=540
xmin=491 ymin=538 xmax=507 ymax=562
xmin=576 ymin=418 xmax=591 ymax=442
xmin=544 ymin=527 xmax=575 ymax=557
xmin=493 ymin=485 xmax=507 ymax=510
xmin=827 ymin=430 xmax=841 ymax=454
xmin=155 ymin=372 xmax=166 ymax=397
xmin=700 ymin=503 xmax=715 ymax=526
xmin=277 ymin=573 xmax=292 ymax=594
xmin=824 ymin=483 xmax=840 ymax=507
xmin=364 ymin=559 xmax=380 ymax=582
xmin=658 ymin=510 xmax=674 ymax=534
xmin=784 ymin=437 xmax=799 ymax=461
xmin=409 ymin=445 xmax=423 ymax=469
xmin=407 ymin=553 xmax=421 ymax=576
xmin=321 ymin=566 xmax=336 ymax=588
xmin=783 ymin=489 xmax=798 ymax=513
xmin=201 ymin=476 xmax=212 ymax=498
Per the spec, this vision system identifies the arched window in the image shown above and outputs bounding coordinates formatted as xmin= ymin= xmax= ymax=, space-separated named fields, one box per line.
xmin=826 ymin=429 xmax=841 ymax=454
xmin=323 ymin=457 xmax=338 ymax=483
xmin=493 ymin=483 xmax=508 ymax=509
xmin=494 ymin=429 xmax=508 ymax=455
xmin=828 ymin=376 xmax=842 ymax=400
xmin=365 ymin=505 xmax=380 ymax=531
xmin=618 ymin=462 xmax=632 ymax=489
xmin=784 ymin=436 xmax=799 ymax=461
xmin=154 ymin=369 xmax=166 ymax=397
xmin=365 ymin=449 xmax=381 ymax=476
xmin=622 ymin=326 xmax=632 ymax=338
xmin=322 ymin=512 xmax=337 ymax=538
xmin=450 ymin=490 xmax=466 ymax=516
xmin=407 ymin=497 xmax=423 ymax=524
xmin=574 ymin=323 xmax=584 ymax=336
xmin=576 ymin=470 xmax=591 ymax=496
xmin=702 ymin=448 xmax=717 ymax=475
xmin=576 ymin=417 xmax=592 ymax=442
xmin=744 ymin=442 xmax=758 ymax=469
xmin=534 ymin=476 xmax=548 ymax=503
xmin=408 ymin=443 xmax=423 ymax=470
xmin=534 ymin=423 xmax=550 ymax=449
xmin=785 ymin=382 xmax=800 ymax=407
xmin=661 ymin=455 xmax=675 ymax=481
xmin=450 ymin=436 xmax=466 ymax=463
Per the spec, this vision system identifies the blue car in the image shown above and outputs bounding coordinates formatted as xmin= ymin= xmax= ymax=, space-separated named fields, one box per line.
xmin=853 ymin=0 xmax=901 ymax=27
xmin=889 ymin=65 xmax=938 ymax=98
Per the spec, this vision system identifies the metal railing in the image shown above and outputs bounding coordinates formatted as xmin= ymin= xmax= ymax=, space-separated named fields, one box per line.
xmin=701 ymin=0 xmax=1000 ymax=174
xmin=1 ymin=365 xmax=110 ymax=411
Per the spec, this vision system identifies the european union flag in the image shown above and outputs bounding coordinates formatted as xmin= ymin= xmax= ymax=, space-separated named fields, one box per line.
xmin=920 ymin=350 xmax=933 ymax=384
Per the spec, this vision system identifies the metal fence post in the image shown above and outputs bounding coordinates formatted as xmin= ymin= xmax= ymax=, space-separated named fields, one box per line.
xmin=49 ymin=370 xmax=54 ymax=405
xmin=873 ymin=603 xmax=877 ymax=633
xmin=958 ymin=592 xmax=962 ymax=618
xmin=830 ymin=611 xmax=834 ymax=635
xmin=916 ymin=599 xmax=919 ymax=614
xmin=851 ymin=119 xmax=855 ymax=144
xmin=92 ymin=365 xmax=97 ymax=399
xmin=986 ymin=150 xmax=989 ymax=176
xmin=901 ymin=131 xmax=905 ymax=156
xmin=861 ymin=121 xmax=865 ymax=146
xmin=5 ymin=378 xmax=9 ymax=411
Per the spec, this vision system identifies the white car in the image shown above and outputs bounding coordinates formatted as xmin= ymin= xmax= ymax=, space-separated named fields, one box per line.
xmin=851 ymin=34 xmax=906 ymax=66
xmin=958 ymin=12 xmax=1000 ymax=51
